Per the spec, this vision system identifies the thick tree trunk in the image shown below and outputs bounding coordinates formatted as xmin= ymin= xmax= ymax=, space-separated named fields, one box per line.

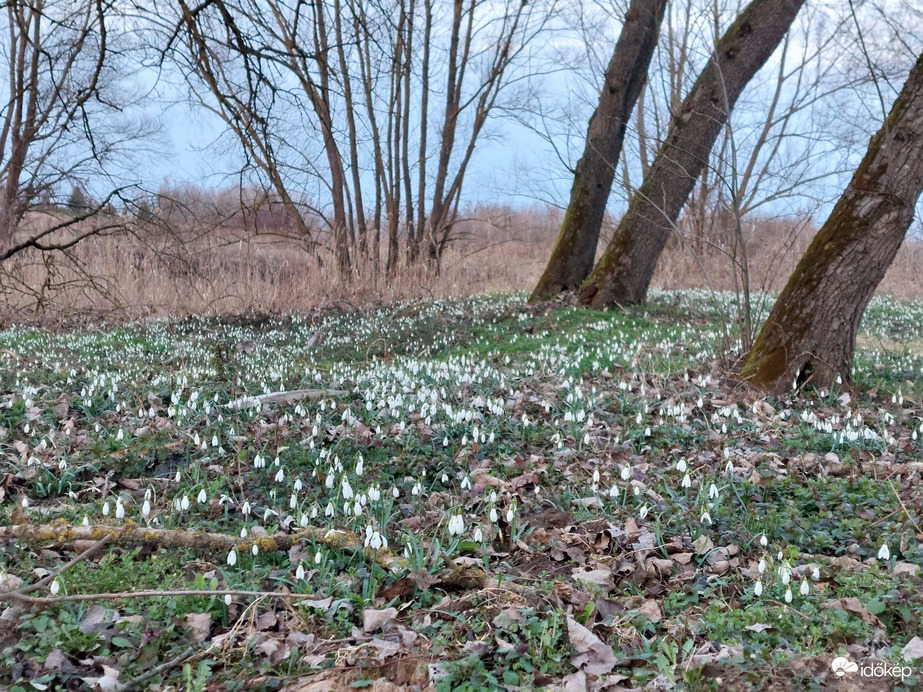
xmin=578 ymin=0 xmax=805 ymax=308
xmin=529 ymin=0 xmax=667 ymax=303
xmin=740 ymin=51 xmax=923 ymax=393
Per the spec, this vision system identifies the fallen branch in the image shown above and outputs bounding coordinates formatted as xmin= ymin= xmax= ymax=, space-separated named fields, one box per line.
xmin=226 ymin=388 xmax=348 ymax=410
xmin=16 ymin=534 xmax=112 ymax=596
xmin=0 ymin=521 xmax=407 ymax=571
xmin=3 ymin=588 xmax=323 ymax=605
xmin=113 ymin=646 xmax=197 ymax=692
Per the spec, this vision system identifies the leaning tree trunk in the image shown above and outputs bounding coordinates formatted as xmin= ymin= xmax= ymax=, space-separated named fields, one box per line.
xmin=740 ymin=51 xmax=923 ymax=393
xmin=528 ymin=0 xmax=667 ymax=303
xmin=578 ymin=0 xmax=806 ymax=308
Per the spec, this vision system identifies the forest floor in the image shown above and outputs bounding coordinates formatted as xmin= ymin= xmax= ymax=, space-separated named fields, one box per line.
xmin=0 ymin=290 xmax=921 ymax=691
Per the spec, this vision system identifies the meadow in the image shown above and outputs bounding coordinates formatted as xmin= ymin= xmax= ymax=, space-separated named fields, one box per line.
xmin=0 ymin=290 xmax=921 ymax=691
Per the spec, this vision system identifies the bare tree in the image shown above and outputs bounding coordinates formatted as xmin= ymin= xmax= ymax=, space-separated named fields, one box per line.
xmin=168 ymin=0 xmax=553 ymax=276
xmin=740 ymin=49 xmax=923 ymax=392
xmin=529 ymin=0 xmax=667 ymax=302
xmin=0 ymin=0 xmax=143 ymax=261
xmin=576 ymin=0 xmax=806 ymax=308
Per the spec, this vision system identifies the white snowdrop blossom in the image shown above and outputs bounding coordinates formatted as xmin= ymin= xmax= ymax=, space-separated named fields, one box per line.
xmin=474 ymin=527 xmax=483 ymax=542
xmin=701 ymin=511 xmax=712 ymax=525
xmin=621 ymin=466 xmax=631 ymax=481
xmin=800 ymin=579 xmax=809 ymax=596
xmin=227 ymin=549 xmax=237 ymax=566
xmin=102 ymin=501 xmax=110 ymax=516
xmin=681 ymin=474 xmax=691 ymax=489
xmin=760 ymin=535 xmax=768 ymax=548
xmin=142 ymin=499 xmax=151 ymax=518
xmin=197 ymin=489 xmax=207 ymax=504
xmin=676 ymin=459 xmax=687 ymax=473
xmin=758 ymin=559 xmax=767 ymax=574
xmin=113 ymin=498 xmax=124 ymax=519
xmin=460 ymin=476 xmax=472 ymax=490
xmin=489 ymin=507 xmax=499 ymax=523
xmin=296 ymin=563 xmax=305 ymax=580
xmin=785 ymin=588 xmax=793 ymax=603
xmin=225 ymin=594 xmax=232 ymax=605
xmin=448 ymin=514 xmax=465 ymax=536
xmin=252 ymin=544 xmax=259 ymax=556
xmin=275 ymin=468 xmax=284 ymax=482
xmin=754 ymin=581 xmax=762 ymax=597
xmin=878 ymin=543 xmax=890 ymax=560
xmin=50 ymin=578 xmax=61 ymax=596
xmin=181 ymin=496 xmax=190 ymax=511
xmin=342 ymin=478 xmax=354 ymax=499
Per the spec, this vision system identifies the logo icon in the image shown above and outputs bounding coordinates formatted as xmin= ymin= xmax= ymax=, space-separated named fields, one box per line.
xmin=831 ymin=657 xmax=859 ymax=677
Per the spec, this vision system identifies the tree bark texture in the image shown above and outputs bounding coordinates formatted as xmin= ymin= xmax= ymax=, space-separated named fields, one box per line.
xmin=740 ymin=51 xmax=923 ymax=393
xmin=578 ymin=0 xmax=806 ymax=308
xmin=529 ymin=0 xmax=667 ymax=302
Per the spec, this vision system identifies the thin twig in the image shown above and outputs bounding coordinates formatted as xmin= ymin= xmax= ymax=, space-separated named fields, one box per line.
xmin=766 ymin=598 xmax=811 ymax=620
xmin=113 ymin=646 xmax=197 ymax=692
xmin=15 ymin=534 xmax=113 ymax=596
xmin=3 ymin=588 xmax=321 ymax=605
xmin=889 ymin=479 xmax=923 ymax=536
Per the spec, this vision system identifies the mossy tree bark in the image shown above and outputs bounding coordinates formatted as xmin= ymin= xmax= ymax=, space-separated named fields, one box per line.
xmin=577 ymin=0 xmax=806 ymax=308
xmin=529 ymin=0 xmax=667 ymax=303
xmin=740 ymin=51 xmax=923 ymax=393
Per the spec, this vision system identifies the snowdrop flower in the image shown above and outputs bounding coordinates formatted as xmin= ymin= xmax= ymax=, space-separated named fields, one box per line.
xmin=211 ymin=435 xmax=219 ymax=447
xmin=489 ymin=507 xmax=499 ymax=523
xmin=639 ymin=505 xmax=649 ymax=520
xmin=676 ymin=458 xmax=687 ymax=473
xmin=608 ymin=486 xmax=619 ymax=498
xmin=474 ymin=527 xmax=483 ymax=542
xmin=295 ymin=563 xmax=305 ymax=580
xmin=240 ymin=527 xmax=248 ymax=538
xmin=708 ymin=484 xmax=719 ymax=499
xmin=181 ymin=496 xmax=190 ymax=511
xmin=142 ymin=499 xmax=151 ymax=519
xmin=506 ymin=507 xmax=514 ymax=523
xmin=621 ymin=466 xmax=631 ymax=481
xmin=356 ymin=458 xmax=364 ymax=477
xmin=224 ymin=595 xmax=232 ymax=605
xmin=227 ymin=549 xmax=237 ymax=566
xmin=754 ymin=581 xmax=762 ymax=597
xmin=700 ymin=511 xmax=712 ymax=525
xmin=460 ymin=476 xmax=472 ymax=490
xmin=197 ymin=489 xmax=207 ymax=504
xmin=392 ymin=487 xmax=400 ymax=498
xmin=315 ymin=551 xmax=323 ymax=564
xmin=800 ymin=579 xmax=809 ymax=596
xmin=325 ymin=502 xmax=334 ymax=517
xmin=490 ymin=492 xmax=498 ymax=503
xmin=174 ymin=471 xmax=181 ymax=483
xmin=878 ymin=543 xmax=890 ymax=560
xmin=760 ymin=535 xmax=768 ymax=548
xmin=781 ymin=571 xmax=791 ymax=586
xmin=50 ymin=578 xmax=61 ymax=596
xmin=102 ymin=501 xmax=110 ymax=516
xmin=592 ymin=469 xmax=600 ymax=484
xmin=342 ymin=478 xmax=354 ymax=499
xmin=442 ymin=473 xmax=449 ymax=483
xmin=758 ymin=559 xmax=767 ymax=574
xmin=812 ymin=567 xmax=820 ymax=580
xmin=784 ymin=588 xmax=793 ymax=603
xmin=251 ymin=544 xmax=259 ymax=556
xmin=82 ymin=516 xmax=89 ymax=526
xmin=448 ymin=514 xmax=465 ymax=536
xmin=242 ymin=501 xmax=251 ymax=517
xmin=275 ymin=468 xmax=284 ymax=483
xmin=681 ymin=474 xmax=691 ymax=488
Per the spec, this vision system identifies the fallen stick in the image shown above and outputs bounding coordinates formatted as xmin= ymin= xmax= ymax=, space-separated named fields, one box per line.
xmin=226 ymin=388 xmax=348 ymax=410
xmin=0 ymin=521 xmax=407 ymax=571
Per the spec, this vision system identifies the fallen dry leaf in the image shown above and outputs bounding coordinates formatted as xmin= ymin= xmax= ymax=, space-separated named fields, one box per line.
xmin=363 ymin=607 xmax=398 ymax=633
xmin=184 ymin=612 xmax=212 ymax=643
xmin=567 ymin=615 xmax=617 ymax=676
xmin=819 ymin=598 xmax=885 ymax=629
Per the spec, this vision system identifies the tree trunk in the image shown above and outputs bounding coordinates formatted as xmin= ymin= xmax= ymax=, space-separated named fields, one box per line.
xmin=529 ymin=0 xmax=667 ymax=303
xmin=740 ymin=51 xmax=923 ymax=393
xmin=578 ymin=0 xmax=806 ymax=308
